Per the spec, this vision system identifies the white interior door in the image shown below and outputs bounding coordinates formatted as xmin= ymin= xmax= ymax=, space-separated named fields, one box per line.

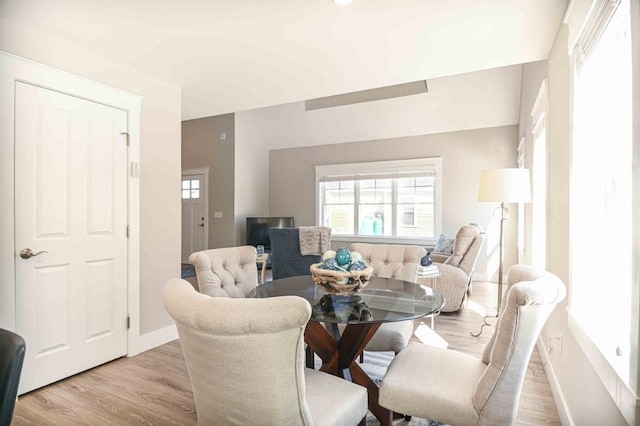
xmin=181 ymin=174 xmax=206 ymax=262
xmin=14 ymin=82 xmax=129 ymax=393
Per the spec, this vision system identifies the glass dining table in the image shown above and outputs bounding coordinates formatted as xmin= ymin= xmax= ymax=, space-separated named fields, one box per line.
xmin=249 ymin=275 xmax=445 ymax=424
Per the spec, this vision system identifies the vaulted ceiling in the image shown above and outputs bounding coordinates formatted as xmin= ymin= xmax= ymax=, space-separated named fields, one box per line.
xmin=0 ymin=0 xmax=566 ymax=120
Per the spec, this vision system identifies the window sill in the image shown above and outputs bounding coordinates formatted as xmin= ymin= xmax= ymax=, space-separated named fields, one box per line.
xmin=566 ymin=307 xmax=638 ymax=423
xmin=331 ymin=234 xmax=436 ymax=247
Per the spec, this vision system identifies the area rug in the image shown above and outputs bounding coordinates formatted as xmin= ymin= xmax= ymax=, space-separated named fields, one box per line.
xmin=181 ymin=263 xmax=196 ymax=279
xmin=315 ymin=351 xmax=445 ymax=426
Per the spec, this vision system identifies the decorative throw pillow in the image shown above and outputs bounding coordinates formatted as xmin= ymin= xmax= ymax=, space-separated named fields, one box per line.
xmin=433 ymin=234 xmax=455 ymax=255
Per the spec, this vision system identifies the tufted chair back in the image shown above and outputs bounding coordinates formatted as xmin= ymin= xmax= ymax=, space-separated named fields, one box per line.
xmin=475 ymin=265 xmax=566 ymax=424
xmin=188 ymin=246 xmax=258 ymax=298
xmin=350 ymin=243 xmax=426 ymax=282
xmin=163 ymin=278 xmax=314 ymax=424
xmin=378 ymin=265 xmax=566 ymax=425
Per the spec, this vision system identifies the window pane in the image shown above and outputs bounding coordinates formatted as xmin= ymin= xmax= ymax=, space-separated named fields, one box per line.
xmin=182 ymin=190 xmax=190 ymax=199
xmin=358 ymin=205 xmax=392 ymax=236
xmin=323 ymin=205 xmax=354 ymax=234
xmin=182 ymin=180 xmax=190 ymax=190
xmin=324 ymin=181 xmax=354 ymax=204
xmin=397 ymin=204 xmax=434 ymax=237
xmin=191 ymin=180 xmax=200 ymax=189
xmin=191 ymin=189 xmax=200 ymax=199
xmin=359 ymin=179 xmax=392 ymax=204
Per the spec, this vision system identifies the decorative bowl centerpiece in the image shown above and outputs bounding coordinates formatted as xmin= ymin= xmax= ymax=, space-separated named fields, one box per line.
xmin=310 ymin=247 xmax=373 ymax=294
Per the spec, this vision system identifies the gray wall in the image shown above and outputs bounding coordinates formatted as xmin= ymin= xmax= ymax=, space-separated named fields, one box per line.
xmin=269 ymin=125 xmax=520 ymax=280
xmin=182 ymin=114 xmax=236 ymax=248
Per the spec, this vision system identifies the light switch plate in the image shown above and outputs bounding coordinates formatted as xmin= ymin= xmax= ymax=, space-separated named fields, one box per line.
xmin=214 ymin=211 xmax=223 ymax=218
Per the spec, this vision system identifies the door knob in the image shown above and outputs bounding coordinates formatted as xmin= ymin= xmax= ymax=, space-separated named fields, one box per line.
xmin=20 ymin=248 xmax=49 ymax=259
xmin=197 ymin=224 xmax=205 ymax=227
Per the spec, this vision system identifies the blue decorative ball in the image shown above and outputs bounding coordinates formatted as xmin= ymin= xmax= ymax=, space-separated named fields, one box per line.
xmin=348 ymin=261 xmax=366 ymax=271
xmin=421 ymin=253 xmax=433 ymax=267
xmin=335 ymin=248 xmax=351 ymax=266
xmin=322 ymin=258 xmax=339 ymax=270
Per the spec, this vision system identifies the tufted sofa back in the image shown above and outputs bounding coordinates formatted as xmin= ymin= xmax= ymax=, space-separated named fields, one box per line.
xmin=188 ymin=246 xmax=258 ymax=298
xmin=349 ymin=243 xmax=426 ymax=282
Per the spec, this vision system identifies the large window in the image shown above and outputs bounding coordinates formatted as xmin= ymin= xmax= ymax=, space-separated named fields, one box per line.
xmin=316 ymin=158 xmax=441 ymax=242
xmin=531 ymin=80 xmax=548 ymax=269
xmin=570 ymin=0 xmax=632 ymax=381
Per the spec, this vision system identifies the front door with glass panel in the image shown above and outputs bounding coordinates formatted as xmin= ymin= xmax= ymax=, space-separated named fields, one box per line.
xmin=181 ymin=174 xmax=206 ymax=262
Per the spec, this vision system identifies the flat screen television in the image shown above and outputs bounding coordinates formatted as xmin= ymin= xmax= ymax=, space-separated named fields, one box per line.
xmin=246 ymin=217 xmax=294 ymax=250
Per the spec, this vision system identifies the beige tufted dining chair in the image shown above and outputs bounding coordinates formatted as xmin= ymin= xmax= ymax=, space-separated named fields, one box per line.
xmin=379 ymin=265 xmax=566 ymax=425
xmin=349 ymin=243 xmax=427 ymax=355
xmin=188 ymin=245 xmax=258 ymax=298
xmin=164 ymin=278 xmax=368 ymax=426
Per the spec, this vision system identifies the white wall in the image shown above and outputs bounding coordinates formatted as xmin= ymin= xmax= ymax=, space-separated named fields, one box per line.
xmin=234 ymin=113 xmax=271 ymax=245
xmin=241 ymin=65 xmax=522 ymax=150
xmin=0 ymin=17 xmax=182 ymax=338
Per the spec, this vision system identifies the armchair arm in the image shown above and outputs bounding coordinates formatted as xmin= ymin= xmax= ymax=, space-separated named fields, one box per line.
xmin=430 ymin=252 xmax=451 ymax=264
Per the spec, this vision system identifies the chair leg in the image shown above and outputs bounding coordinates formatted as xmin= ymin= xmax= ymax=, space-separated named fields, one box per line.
xmin=306 ymin=346 xmax=315 ymax=369
xmin=359 ymin=352 xmax=364 ymax=363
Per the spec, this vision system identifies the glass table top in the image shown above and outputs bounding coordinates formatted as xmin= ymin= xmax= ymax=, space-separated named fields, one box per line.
xmin=248 ymin=275 xmax=445 ymax=325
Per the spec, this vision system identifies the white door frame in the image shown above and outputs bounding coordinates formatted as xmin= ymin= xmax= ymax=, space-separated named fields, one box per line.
xmin=182 ymin=167 xmax=210 ymax=252
xmin=0 ymin=51 xmax=144 ymax=356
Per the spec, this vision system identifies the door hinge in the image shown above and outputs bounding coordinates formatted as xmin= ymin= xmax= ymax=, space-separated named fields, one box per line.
xmin=121 ymin=132 xmax=130 ymax=146
xmin=127 ymin=316 xmax=131 ymax=329
xmin=126 ymin=225 xmax=130 ymax=238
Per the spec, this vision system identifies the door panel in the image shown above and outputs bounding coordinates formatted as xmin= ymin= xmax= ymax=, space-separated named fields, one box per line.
xmin=15 ymin=82 xmax=128 ymax=393
xmin=181 ymin=174 xmax=206 ymax=262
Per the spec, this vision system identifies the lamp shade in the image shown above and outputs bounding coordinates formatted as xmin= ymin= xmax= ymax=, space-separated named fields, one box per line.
xmin=478 ymin=168 xmax=531 ymax=203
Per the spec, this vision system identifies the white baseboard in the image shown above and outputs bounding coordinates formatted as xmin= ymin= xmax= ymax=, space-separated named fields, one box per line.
xmin=135 ymin=323 xmax=179 ymax=354
xmin=536 ymin=337 xmax=574 ymax=426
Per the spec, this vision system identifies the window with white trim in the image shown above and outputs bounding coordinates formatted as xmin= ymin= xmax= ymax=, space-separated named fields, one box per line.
xmin=531 ymin=80 xmax=548 ymax=269
xmin=316 ymin=158 xmax=441 ymax=242
xmin=570 ymin=0 xmax=632 ymax=381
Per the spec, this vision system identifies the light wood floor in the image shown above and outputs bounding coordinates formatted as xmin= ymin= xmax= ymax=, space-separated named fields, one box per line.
xmin=13 ymin=276 xmax=561 ymax=425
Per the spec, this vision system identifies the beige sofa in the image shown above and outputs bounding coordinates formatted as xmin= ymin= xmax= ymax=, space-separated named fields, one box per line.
xmin=428 ymin=224 xmax=485 ymax=312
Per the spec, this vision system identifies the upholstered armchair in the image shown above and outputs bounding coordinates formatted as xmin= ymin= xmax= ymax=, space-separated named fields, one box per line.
xmin=349 ymin=243 xmax=427 ymax=354
xmin=269 ymin=228 xmax=322 ymax=280
xmin=431 ymin=224 xmax=485 ymax=312
xmin=188 ymin=246 xmax=258 ymax=298
xmin=379 ymin=265 xmax=566 ymax=425
xmin=163 ymin=278 xmax=368 ymax=426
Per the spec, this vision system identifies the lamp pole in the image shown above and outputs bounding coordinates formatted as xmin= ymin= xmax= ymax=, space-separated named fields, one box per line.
xmin=471 ymin=203 xmax=507 ymax=337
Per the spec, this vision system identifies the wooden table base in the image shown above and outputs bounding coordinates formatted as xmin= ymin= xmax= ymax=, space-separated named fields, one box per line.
xmin=304 ymin=321 xmax=394 ymax=425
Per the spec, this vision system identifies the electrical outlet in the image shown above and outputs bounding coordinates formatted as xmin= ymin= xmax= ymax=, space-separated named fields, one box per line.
xmin=558 ymin=332 xmax=562 ymax=354
xmin=548 ymin=332 xmax=563 ymax=356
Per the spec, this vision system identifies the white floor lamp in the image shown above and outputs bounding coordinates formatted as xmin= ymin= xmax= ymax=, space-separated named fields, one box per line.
xmin=471 ymin=168 xmax=531 ymax=337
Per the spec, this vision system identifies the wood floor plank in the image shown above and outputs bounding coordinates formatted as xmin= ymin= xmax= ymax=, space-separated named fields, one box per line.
xmin=13 ymin=279 xmax=561 ymax=426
